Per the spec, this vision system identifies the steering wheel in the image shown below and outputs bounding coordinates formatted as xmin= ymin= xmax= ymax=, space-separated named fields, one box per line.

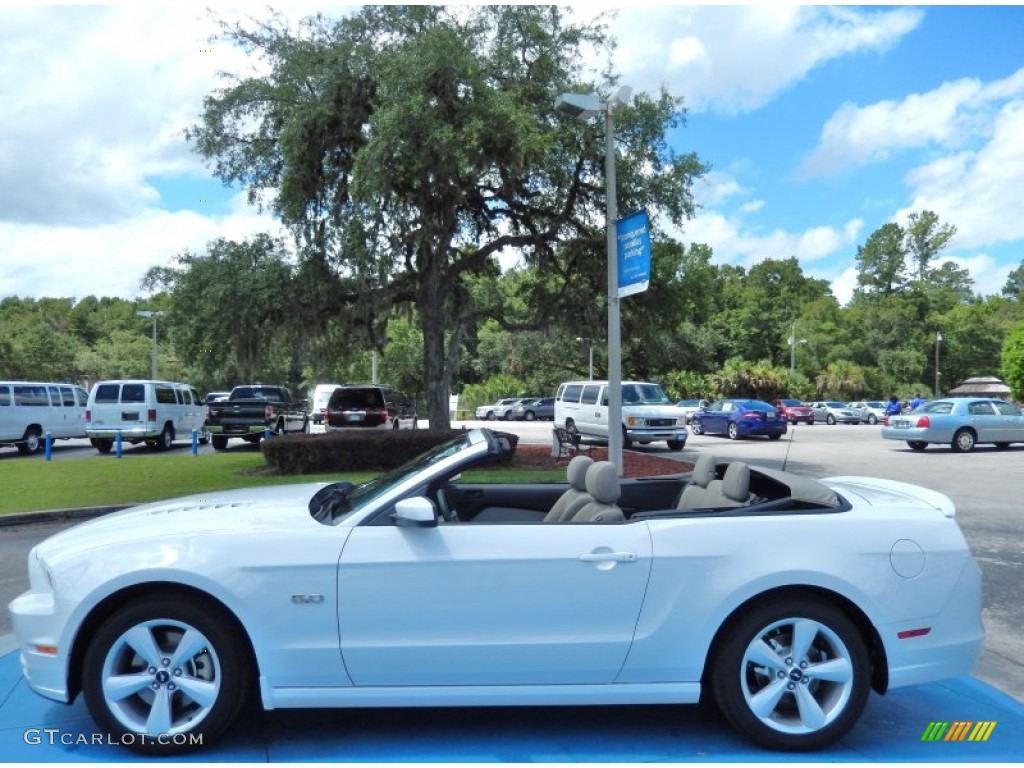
xmin=436 ymin=487 xmax=459 ymax=523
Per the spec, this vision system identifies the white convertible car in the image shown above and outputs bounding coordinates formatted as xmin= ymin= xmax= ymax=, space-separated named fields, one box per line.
xmin=9 ymin=429 xmax=983 ymax=754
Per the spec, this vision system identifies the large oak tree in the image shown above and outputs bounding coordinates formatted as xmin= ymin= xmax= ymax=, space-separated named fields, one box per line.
xmin=186 ymin=5 xmax=706 ymax=428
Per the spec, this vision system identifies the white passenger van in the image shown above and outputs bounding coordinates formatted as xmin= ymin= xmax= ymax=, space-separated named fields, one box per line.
xmin=86 ymin=380 xmax=206 ymax=453
xmin=554 ymin=379 xmax=689 ymax=451
xmin=0 ymin=381 xmax=90 ymax=455
xmin=309 ymin=382 xmax=343 ymax=426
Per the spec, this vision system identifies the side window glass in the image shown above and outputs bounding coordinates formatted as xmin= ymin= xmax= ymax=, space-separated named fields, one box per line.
xmin=0 ymin=385 xmax=10 ymax=406
xmin=48 ymin=386 xmax=62 ymax=406
xmin=61 ymin=386 xmax=75 ymax=406
xmin=562 ymin=384 xmax=583 ymax=403
xmin=580 ymin=385 xmax=600 ymax=405
xmin=76 ymin=388 xmax=89 ymax=407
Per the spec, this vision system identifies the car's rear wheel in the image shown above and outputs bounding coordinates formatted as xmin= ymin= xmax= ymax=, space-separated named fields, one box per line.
xmin=952 ymin=428 xmax=976 ymax=453
xmin=995 ymin=442 xmax=1010 ymax=449
xmin=727 ymin=422 xmax=739 ymax=440
xmin=906 ymin=440 xmax=928 ymax=451
xmin=211 ymin=436 xmax=228 ymax=450
xmin=92 ymin=438 xmax=114 ymax=454
xmin=524 ymin=410 xmax=536 ymax=421
xmin=710 ymin=597 xmax=870 ymax=751
xmin=82 ymin=596 xmax=252 ymax=755
xmin=157 ymin=424 xmax=174 ymax=451
xmin=769 ymin=434 xmax=782 ymax=440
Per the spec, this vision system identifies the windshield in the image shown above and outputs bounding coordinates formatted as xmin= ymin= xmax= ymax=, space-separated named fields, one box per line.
xmin=780 ymin=399 xmax=802 ymax=406
xmin=309 ymin=431 xmax=481 ymax=524
xmin=622 ymin=383 xmax=673 ymax=405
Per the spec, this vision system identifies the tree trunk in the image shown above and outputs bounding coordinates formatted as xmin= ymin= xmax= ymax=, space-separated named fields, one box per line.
xmin=419 ymin=272 xmax=451 ymax=431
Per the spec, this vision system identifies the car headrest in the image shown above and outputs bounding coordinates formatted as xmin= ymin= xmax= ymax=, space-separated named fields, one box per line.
xmin=723 ymin=462 xmax=751 ymax=502
xmin=691 ymin=453 xmax=717 ymax=488
xmin=585 ymin=461 xmax=621 ymax=504
xmin=566 ymin=455 xmax=594 ymax=491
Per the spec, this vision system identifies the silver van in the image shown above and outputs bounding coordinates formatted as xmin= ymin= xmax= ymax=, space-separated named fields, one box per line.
xmin=86 ymin=379 xmax=206 ymax=452
xmin=554 ymin=380 xmax=688 ymax=451
xmin=0 ymin=381 xmax=90 ymax=455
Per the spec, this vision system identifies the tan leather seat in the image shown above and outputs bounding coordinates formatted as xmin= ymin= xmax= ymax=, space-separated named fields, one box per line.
xmin=677 ymin=453 xmax=718 ymax=509
xmin=702 ymin=461 xmax=751 ymax=508
xmin=571 ymin=461 xmax=625 ymax=522
xmin=543 ymin=455 xmax=594 ymax=522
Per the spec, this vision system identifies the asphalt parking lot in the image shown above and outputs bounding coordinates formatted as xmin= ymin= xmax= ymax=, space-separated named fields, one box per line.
xmin=2 ymin=419 xmax=1021 ymax=704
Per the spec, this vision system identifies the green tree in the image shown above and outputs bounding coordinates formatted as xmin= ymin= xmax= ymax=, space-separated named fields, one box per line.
xmin=186 ymin=5 xmax=707 ymax=429
xmin=1000 ymin=322 xmax=1024 ymax=401
xmin=855 ymin=222 xmax=907 ymax=295
xmin=905 ymin=210 xmax=957 ymax=283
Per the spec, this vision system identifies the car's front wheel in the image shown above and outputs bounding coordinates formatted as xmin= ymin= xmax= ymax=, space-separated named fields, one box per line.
xmin=666 ymin=439 xmax=684 ymax=451
xmin=691 ymin=419 xmax=704 ymax=435
xmin=82 ymin=596 xmax=252 ymax=755
xmin=826 ymin=414 xmax=836 ymax=425
xmin=710 ymin=596 xmax=870 ymax=751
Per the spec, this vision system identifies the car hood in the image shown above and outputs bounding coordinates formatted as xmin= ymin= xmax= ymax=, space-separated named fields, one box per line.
xmin=823 ymin=476 xmax=956 ymax=518
xmin=627 ymin=405 xmax=686 ymax=416
xmin=35 ymin=483 xmax=331 ymax=564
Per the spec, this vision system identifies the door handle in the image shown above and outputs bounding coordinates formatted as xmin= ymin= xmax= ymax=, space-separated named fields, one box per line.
xmin=579 ymin=552 xmax=637 ymax=563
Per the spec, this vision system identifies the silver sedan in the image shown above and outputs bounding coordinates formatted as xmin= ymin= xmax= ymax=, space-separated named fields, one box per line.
xmin=881 ymin=397 xmax=1024 ymax=452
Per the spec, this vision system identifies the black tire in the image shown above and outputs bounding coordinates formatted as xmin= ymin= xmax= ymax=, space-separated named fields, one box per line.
xmin=769 ymin=434 xmax=782 ymax=440
xmin=392 ymin=419 xmax=400 ymax=430
xmin=485 ymin=411 xmax=495 ymax=421
xmin=198 ymin=432 xmax=209 ymax=445
xmin=727 ymin=422 xmax=739 ymax=440
xmin=622 ymin=425 xmax=633 ymax=449
xmin=82 ymin=596 xmax=252 ymax=755
xmin=157 ymin=424 xmax=174 ymax=451
xmin=867 ymin=414 xmax=878 ymax=425
xmin=211 ymin=435 xmax=228 ymax=451
xmin=952 ymin=428 xmax=976 ymax=453
xmin=691 ymin=419 xmax=704 ymax=435
xmin=566 ymin=419 xmax=580 ymax=444
xmin=995 ymin=442 xmax=1010 ymax=449
xmin=17 ymin=426 xmax=43 ymax=456
xmin=709 ymin=596 xmax=871 ymax=751
xmin=826 ymin=414 xmax=836 ymax=425
xmin=92 ymin=438 xmax=114 ymax=454
xmin=907 ymin=440 xmax=927 ymax=451
xmin=524 ymin=410 xmax=536 ymax=421
xmin=666 ymin=439 xmax=685 ymax=451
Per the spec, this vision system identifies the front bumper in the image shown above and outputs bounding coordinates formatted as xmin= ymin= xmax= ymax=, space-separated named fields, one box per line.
xmin=625 ymin=428 xmax=688 ymax=444
xmin=9 ymin=589 xmax=72 ymax=704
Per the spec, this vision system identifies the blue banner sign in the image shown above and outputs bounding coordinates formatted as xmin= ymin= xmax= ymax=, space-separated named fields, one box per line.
xmin=616 ymin=209 xmax=651 ymax=297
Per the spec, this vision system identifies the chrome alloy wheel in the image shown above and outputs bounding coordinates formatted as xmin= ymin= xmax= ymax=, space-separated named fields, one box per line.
xmin=100 ymin=619 xmax=221 ymax=736
xmin=739 ymin=616 xmax=854 ymax=736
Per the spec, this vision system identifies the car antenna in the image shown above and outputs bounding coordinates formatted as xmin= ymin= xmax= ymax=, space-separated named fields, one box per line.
xmin=782 ymin=422 xmax=796 ymax=472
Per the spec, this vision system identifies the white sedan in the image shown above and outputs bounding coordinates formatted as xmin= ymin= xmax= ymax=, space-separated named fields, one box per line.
xmin=9 ymin=429 xmax=983 ymax=754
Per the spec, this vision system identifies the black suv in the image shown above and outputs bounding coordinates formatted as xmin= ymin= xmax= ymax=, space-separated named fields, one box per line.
xmin=325 ymin=385 xmax=418 ymax=430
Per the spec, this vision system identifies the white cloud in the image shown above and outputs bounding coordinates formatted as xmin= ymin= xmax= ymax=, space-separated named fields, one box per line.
xmin=830 ymin=266 xmax=859 ymax=306
xmin=800 ymin=67 xmax=1024 ymax=177
xmin=896 ymin=100 xmax=1024 ymax=250
xmin=682 ymin=210 xmax=860 ymax=268
xmin=0 ymin=199 xmax=288 ymax=300
xmin=599 ymin=5 xmax=922 ymax=113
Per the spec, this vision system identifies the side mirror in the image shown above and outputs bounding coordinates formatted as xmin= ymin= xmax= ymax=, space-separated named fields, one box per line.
xmin=392 ymin=497 xmax=438 ymax=528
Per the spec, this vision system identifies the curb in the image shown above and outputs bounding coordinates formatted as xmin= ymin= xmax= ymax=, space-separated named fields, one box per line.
xmin=0 ymin=505 xmax=130 ymax=528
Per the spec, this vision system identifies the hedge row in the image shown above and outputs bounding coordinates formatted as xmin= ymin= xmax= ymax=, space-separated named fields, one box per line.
xmin=260 ymin=428 xmax=519 ymax=475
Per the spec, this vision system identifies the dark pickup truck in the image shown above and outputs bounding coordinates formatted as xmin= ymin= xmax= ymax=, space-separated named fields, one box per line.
xmin=205 ymin=385 xmax=309 ymax=450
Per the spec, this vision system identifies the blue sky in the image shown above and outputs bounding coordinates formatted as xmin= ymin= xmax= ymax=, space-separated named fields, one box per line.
xmin=2 ymin=4 xmax=1023 ymax=303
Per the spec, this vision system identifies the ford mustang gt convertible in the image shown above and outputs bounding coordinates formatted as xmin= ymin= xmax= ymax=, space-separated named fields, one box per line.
xmin=9 ymin=429 xmax=983 ymax=754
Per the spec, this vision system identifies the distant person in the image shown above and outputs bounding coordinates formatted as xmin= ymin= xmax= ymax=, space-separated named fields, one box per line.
xmin=885 ymin=396 xmax=901 ymax=417
xmin=909 ymin=392 xmax=925 ymax=410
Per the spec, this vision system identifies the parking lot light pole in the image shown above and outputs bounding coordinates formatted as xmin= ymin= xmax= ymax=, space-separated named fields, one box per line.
xmin=136 ymin=310 xmax=166 ymax=379
xmin=935 ymin=331 xmax=943 ymax=397
xmin=575 ymin=337 xmax=595 ymax=380
xmin=556 ymin=86 xmax=631 ymax=474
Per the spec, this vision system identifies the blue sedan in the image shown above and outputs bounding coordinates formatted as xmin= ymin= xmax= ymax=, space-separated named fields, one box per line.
xmin=690 ymin=399 xmax=788 ymax=440
xmin=881 ymin=397 xmax=1024 ymax=452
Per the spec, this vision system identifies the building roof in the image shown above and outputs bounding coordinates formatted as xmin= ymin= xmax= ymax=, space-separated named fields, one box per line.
xmin=947 ymin=376 xmax=1012 ymax=397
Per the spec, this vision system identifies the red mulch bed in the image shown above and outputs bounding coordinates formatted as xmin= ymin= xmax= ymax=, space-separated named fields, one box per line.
xmin=509 ymin=443 xmax=692 ymax=477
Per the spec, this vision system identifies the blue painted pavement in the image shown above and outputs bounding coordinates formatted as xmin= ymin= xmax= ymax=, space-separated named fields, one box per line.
xmin=1 ymin=648 xmax=1021 ymax=762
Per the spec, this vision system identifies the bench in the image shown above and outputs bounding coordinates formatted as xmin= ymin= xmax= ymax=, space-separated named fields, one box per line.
xmin=552 ymin=426 xmax=593 ymax=459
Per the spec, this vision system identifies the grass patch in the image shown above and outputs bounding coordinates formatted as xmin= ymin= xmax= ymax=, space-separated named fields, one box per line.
xmin=0 ymin=452 xmax=565 ymax=516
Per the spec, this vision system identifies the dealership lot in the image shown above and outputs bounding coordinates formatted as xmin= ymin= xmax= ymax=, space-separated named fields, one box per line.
xmin=1 ymin=419 xmax=1021 ymax=703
